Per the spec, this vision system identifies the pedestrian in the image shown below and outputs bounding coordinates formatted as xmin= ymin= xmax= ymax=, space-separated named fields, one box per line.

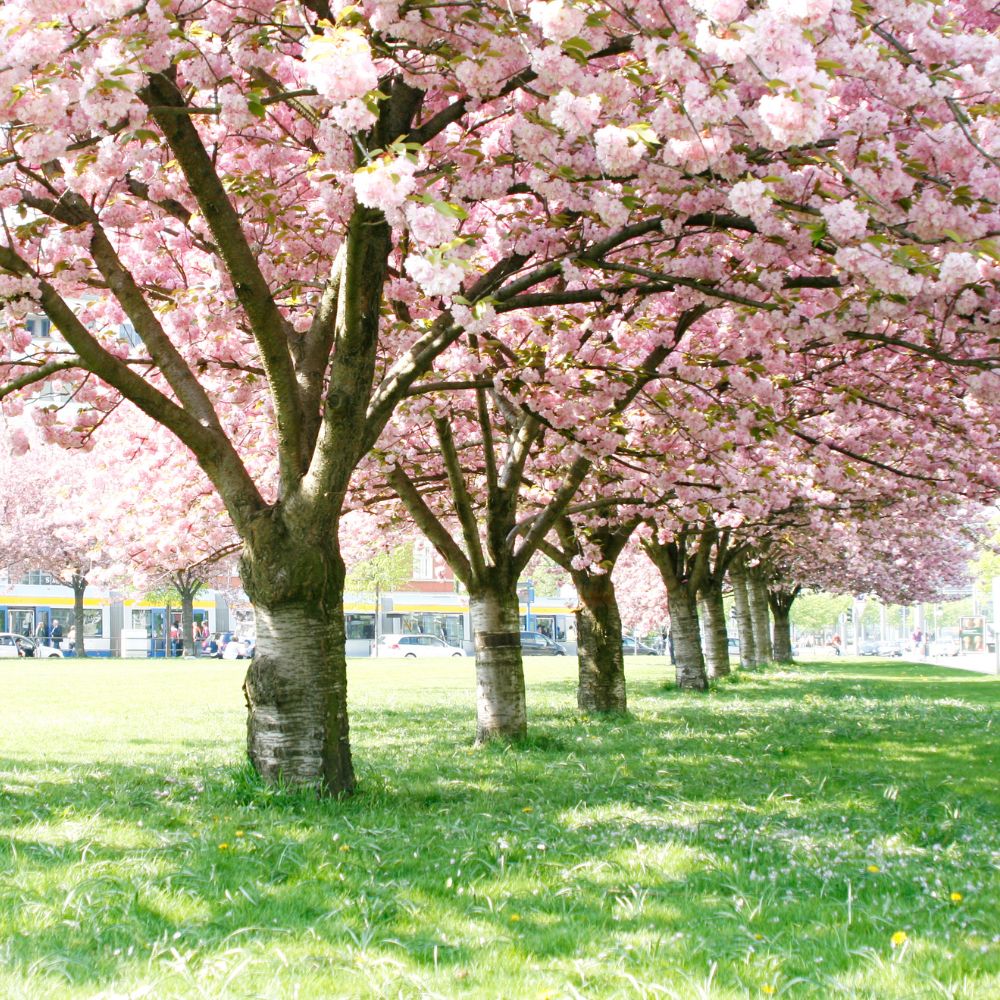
xmin=35 ymin=618 xmax=49 ymax=646
xmin=831 ymin=633 xmax=842 ymax=656
xmin=50 ymin=619 xmax=63 ymax=649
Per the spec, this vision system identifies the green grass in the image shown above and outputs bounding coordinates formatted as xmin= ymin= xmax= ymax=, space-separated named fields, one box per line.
xmin=0 ymin=656 xmax=997 ymax=999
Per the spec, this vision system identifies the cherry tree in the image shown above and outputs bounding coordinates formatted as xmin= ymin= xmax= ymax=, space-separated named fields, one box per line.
xmin=105 ymin=424 xmax=241 ymax=655
xmin=0 ymin=429 xmax=110 ymax=655
xmin=0 ymin=0 xmax=997 ymax=792
xmin=541 ymin=515 xmax=640 ymax=713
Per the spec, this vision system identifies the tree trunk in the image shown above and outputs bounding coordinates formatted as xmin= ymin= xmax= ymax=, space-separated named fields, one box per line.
xmin=175 ymin=578 xmax=202 ymax=657
xmin=729 ymin=563 xmax=757 ymax=670
xmin=698 ymin=580 xmax=731 ymax=679
xmin=240 ymin=531 xmax=355 ymax=795
xmin=748 ymin=571 xmax=774 ymax=664
xmin=772 ymin=609 xmax=793 ymax=662
xmin=72 ymin=573 xmax=87 ymax=657
xmin=575 ymin=572 xmax=627 ymax=713
xmin=767 ymin=587 xmax=799 ymax=664
xmin=181 ymin=591 xmax=195 ymax=656
xmin=665 ymin=579 xmax=708 ymax=690
xmin=469 ymin=581 xmax=527 ymax=743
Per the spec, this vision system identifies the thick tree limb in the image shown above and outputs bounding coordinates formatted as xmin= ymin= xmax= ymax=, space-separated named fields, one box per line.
xmin=387 ymin=464 xmax=473 ymax=585
xmin=140 ymin=70 xmax=304 ymax=486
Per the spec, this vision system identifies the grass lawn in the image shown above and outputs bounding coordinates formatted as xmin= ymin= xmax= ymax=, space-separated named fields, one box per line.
xmin=0 ymin=656 xmax=997 ymax=999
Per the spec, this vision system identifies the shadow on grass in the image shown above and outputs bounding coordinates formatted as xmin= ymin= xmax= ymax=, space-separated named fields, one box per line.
xmin=0 ymin=660 xmax=998 ymax=997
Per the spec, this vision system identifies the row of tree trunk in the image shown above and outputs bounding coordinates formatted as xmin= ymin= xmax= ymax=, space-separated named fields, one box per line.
xmin=237 ymin=528 xmax=801 ymax=794
xmin=468 ymin=549 xmax=799 ymax=732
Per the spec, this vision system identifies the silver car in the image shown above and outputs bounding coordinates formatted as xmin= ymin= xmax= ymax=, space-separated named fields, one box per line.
xmin=378 ymin=634 xmax=467 ymax=658
xmin=0 ymin=633 xmax=64 ymax=658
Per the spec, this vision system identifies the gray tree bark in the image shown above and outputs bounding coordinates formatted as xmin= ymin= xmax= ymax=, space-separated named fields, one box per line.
xmin=767 ymin=586 xmax=800 ymax=663
xmin=729 ymin=561 xmax=757 ymax=669
xmin=667 ymin=581 xmax=708 ymax=690
xmin=575 ymin=572 xmax=627 ymax=713
xmin=173 ymin=573 xmax=203 ymax=657
xmin=469 ymin=582 xmax=527 ymax=743
xmin=771 ymin=609 xmax=793 ymax=662
xmin=71 ymin=573 xmax=87 ymax=657
xmin=748 ymin=570 xmax=774 ymax=664
xmin=644 ymin=534 xmax=710 ymax=691
xmin=240 ymin=529 xmax=354 ymax=794
xmin=698 ymin=579 xmax=731 ymax=679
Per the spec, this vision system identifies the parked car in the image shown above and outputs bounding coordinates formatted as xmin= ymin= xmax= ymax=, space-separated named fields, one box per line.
xmin=622 ymin=637 xmax=658 ymax=655
xmin=0 ymin=633 xmax=64 ymax=658
xmin=877 ymin=640 xmax=903 ymax=657
xmin=929 ymin=636 xmax=961 ymax=657
xmin=859 ymin=639 xmax=881 ymax=656
xmin=520 ymin=631 xmax=566 ymax=656
xmin=378 ymin=634 xmax=467 ymax=658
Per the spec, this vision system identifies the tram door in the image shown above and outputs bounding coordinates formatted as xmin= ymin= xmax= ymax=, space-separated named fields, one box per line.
xmin=8 ymin=608 xmax=35 ymax=637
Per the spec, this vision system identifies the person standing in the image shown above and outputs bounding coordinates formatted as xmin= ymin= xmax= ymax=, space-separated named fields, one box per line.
xmin=50 ymin=620 xmax=63 ymax=649
xmin=35 ymin=618 xmax=49 ymax=646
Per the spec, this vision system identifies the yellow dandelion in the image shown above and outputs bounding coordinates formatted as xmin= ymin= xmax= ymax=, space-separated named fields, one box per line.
xmin=510 ymin=913 xmax=521 ymax=922
xmin=950 ymin=891 xmax=963 ymax=902
xmin=753 ymin=933 xmax=764 ymax=941
xmin=235 ymin=830 xmax=244 ymax=838
xmin=522 ymin=806 xmax=533 ymax=813
xmin=762 ymin=986 xmax=776 ymax=996
xmin=217 ymin=843 xmax=229 ymax=850
xmin=339 ymin=844 xmax=350 ymax=852
xmin=890 ymin=930 xmax=908 ymax=947
xmin=867 ymin=864 xmax=880 ymax=873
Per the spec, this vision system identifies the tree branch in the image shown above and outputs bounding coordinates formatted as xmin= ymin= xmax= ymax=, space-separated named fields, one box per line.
xmin=434 ymin=416 xmax=488 ymax=579
xmin=140 ymin=70 xmax=304 ymax=485
xmin=0 ymin=358 xmax=82 ymax=400
xmin=387 ymin=464 xmax=473 ymax=586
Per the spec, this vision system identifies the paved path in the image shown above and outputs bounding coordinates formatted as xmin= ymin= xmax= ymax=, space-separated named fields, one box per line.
xmin=797 ymin=648 xmax=999 ymax=676
xmin=918 ymin=651 xmax=1000 ymax=676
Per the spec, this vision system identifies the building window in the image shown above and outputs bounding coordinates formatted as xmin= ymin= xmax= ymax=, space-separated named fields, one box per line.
xmin=412 ymin=539 xmax=436 ymax=581
xmin=26 ymin=315 xmax=52 ymax=339
xmin=82 ymin=611 xmax=103 ymax=637
xmin=20 ymin=570 xmax=56 ymax=586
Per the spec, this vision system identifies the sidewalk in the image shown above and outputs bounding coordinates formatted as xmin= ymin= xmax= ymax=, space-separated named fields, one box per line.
xmin=918 ymin=651 xmax=999 ymax=676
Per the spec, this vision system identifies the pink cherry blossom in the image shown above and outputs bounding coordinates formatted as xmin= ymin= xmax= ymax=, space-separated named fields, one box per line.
xmin=303 ymin=29 xmax=379 ymax=107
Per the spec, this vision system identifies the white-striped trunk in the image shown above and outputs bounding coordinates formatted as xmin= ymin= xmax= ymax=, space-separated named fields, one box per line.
xmin=240 ymin=536 xmax=355 ymax=795
xmin=698 ymin=581 xmax=731 ymax=679
xmin=729 ymin=565 xmax=757 ymax=670
xmin=666 ymin=580 xmax=708 ymax=690
xmin=748 ymin=572 xmax=774 ymax=664
xmin=470 ymin=584 xmax=526 ymax=743
xmin=243 ymin=602 xmax=354 ymax=794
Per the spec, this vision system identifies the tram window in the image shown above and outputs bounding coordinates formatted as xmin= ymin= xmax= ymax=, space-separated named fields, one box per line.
xmin=535 ymin=617 xmax=555 ymax=640
xmin=396 ymin=612 xmax=464 ymax=645
xmin=131 ymin=610 xmax=153 ymax=631
xmin=83 ymin=611 xmax=103 ymax=637
xmin=345 ymin=614 xmax=375 ymax=640
xmin=8 ymin=609 xmax=35 ymax=636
